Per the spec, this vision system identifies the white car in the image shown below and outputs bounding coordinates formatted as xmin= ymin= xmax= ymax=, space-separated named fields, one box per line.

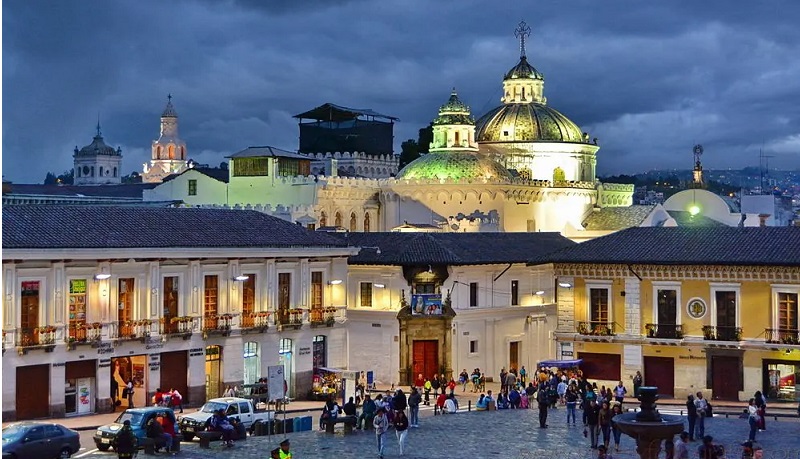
xmin=177 ymin=397 xmax=273 ymax=441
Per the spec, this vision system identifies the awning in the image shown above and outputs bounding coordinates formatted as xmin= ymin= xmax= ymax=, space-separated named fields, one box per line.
xmin=315 ymin=367 xmax=345 ymax=373
xmin=537 ymin=359 xmax=582 ymax=369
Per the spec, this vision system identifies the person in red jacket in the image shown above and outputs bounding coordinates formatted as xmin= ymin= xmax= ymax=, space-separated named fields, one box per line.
xmin=436 ymin=392 xmax=447 ymax=412
xmin=447 ymin=379 xmax=457 ymax=396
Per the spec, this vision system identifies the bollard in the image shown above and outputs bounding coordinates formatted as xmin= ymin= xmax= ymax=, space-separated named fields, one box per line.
xmin=434 ymin=405 xmax=438 ymax=416
xmin=468 ymin=400 xmax=471 ymax=412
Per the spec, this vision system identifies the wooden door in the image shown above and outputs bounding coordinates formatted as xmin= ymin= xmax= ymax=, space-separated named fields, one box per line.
xmin=118 ymin=278 xmax=134 ymax=336
xmin=716 ymin=291 xmax=737 ymax=340
xmin=20 ymin=281 xmax=40 ymax=345
xmin=509 ymin=341 xmax=520 ymax=371
xmin=643 ymin=356 xmax=675 ymax=397
xmin=161 ymin=351 xmax=189 ymax=404
xmin=163 ymin=277 xmax=179 ymax=333
xmin=17 ymin=365 xmax=49 ymax=420
xmin=412 ymin=340 xmax=439 ymax=380
xmin=712 ymin=356 xmax=741 ymax=400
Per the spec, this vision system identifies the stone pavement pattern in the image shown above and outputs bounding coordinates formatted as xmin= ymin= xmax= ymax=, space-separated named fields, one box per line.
xmin=78 ymin=408 xmax=800 ymax=459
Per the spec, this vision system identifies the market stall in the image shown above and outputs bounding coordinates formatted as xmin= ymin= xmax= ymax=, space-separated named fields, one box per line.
xmin=312 ymin=367 xmax=343 ymax=401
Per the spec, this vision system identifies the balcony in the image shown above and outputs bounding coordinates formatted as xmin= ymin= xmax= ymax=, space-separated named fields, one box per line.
xmin=577 ymin=321 xmax=615 ymax=336
xmin=241 ymin=311 xmax=270 ymax=332
xmin=702 ymin=325 xmax=742 ymax=342
xmin=67 ymin=322 xmax=103 ymax=347
xmin=765 ymin=328 xmax=800 ymax=345
xmin=645 ymin=323 xmax=684 ymax=340
xmin=14 ymin=326 xmax=59 ymax=352
xmin=203 ymin=314 xmax=235 ymax=337
xmin=276 ymin=308 xmax=304 ymax=330
xmin=309 ymin=307 xmax=337 ymax=327
xmin=160 ymin=316 xmax=199 ymax=339
xmin=111 ymin=320 xmax=158 ymax=341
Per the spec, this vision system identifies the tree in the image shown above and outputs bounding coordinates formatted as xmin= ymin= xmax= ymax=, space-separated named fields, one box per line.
xmin=43 ymin=169 xmax=74 ymax=185
xmin=417 ymin=123 xmax=433 ymax=153
xmin=43 ymin=172 xmax=57 ymax=185
xmin=121 ymin=171 xmax=142 ymax=184
xmin=399 ymin=139 xmax=420 ymax=169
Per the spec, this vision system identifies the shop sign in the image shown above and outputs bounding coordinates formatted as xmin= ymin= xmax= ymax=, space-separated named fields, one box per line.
xmin=99 ymin=358 xmax=112 ymax=368
xmin=97 ymin=343 xmax=114 ymax=355
xmin=299 ymin=347 xmax=311 ymax=356
xmin=189 ymin=348 xmax=204 ymax=357
xmin=149 ymin=362 xmax=160 ymax=370
xmin=145 ymin=342 xmax=164 ymax=351
xmin=562 ymin=351 xmax=574 ymax=357
xmin=52 ymin=362 xmax=65 ymax=367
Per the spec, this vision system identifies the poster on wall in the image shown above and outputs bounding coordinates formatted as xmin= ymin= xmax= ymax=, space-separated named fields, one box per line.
xmin=267 ymin=365 xmax=285 ymax=402
xmin=411 ymin=294 xmax=443 ymax=315
xmin=77 ymin=378 xmax=92 ymax=415
xmin=132 ymin=364 xmax=145 ymax=388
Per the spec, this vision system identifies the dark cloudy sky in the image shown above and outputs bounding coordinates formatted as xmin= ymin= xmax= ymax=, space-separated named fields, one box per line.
xmin=3 ymin=0 xmax=799 ymax=183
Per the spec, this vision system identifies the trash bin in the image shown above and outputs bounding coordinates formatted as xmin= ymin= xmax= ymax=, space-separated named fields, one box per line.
xmin=299 ymin=416 xmax=312 ymax=432
xmin=282 ymin=418 xmax=294 ymax=434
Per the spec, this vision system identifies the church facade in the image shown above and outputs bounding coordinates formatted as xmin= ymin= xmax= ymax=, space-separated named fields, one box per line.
xmin=142 ymin=96 xmax=189 ymax=183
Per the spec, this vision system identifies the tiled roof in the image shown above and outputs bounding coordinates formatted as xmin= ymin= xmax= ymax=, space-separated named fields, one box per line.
xmin=338 ymin=232 xmax=576 ymax=266
xmin=4 ymin=183 xmax=157 ymax=198
xmin=227 ymin=146 xmax=309 ymax=161
xmin=536 ymin=227 xmax=800 ymax=266
xmin=162 ymin=167 xmax=230 ymax=184
xmin=581 ymin=205 xmax=655 ymax=231
xmin=665 ymin=211 xmax=726 ymax=227
xmin=3 ymin=206 xmax=347 ymax=250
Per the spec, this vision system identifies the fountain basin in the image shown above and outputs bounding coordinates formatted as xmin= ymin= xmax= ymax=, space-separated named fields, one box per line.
xmin=612 ymin=386 xmax=685 ymax=459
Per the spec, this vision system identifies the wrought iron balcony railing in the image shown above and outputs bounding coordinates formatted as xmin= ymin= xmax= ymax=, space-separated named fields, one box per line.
xmin=15 ymin=326 xmax=59 ymax=348
xmin=276 ymin=308 xmax=304 ymax=327
xmin=645 ymin=323 xmax=684 ymax=339
xmin=702 ymin=325 xmax=742 ymax=342
xmin=765 ymin=328 xmax=800 ymax=345
xmin=160 ymin=316 xmax=199 ymax=336
xmin=203 ymin=313 xmax=235 ymax=334
xmin=111 ymin=319 xmax=158 ymax=340
xmin=241 ymin=311 xmax=270 ymax=330
xmin=67 ymin=322 xmax=103 ymax=344
xmin=577 ymin=321 xmax=615 ymax=336
xmin=310 ymin=307 xmax=337 ymax=326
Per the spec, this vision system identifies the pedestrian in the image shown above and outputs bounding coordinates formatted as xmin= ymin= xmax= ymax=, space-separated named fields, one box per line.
xmin=431 ymin=375 xmax=441 ymax=397
xmin=169 ymin=388 xmax=183 ymax=413
xmin=632 ymin=371 xmax=643 ymax=397
xmin=415 ymin=373 xmax=425 ymax=388
xmin=697 ymin=435 xmax=723 ymax=459
xmin=598 ymin=401 xmax=612 ymax=449
xmin=393 ymin=389 xmax=407 ymax=415
xmin=754 ymin=390 xmax=766 ymax=431
xmin=373 ymin=408 xmax=389 ymax=459
xmin=113 ymin=420 xmax=137 ymax=459
xmin=610 ymin=404 xmax=623 ymax=451
xmin=519 ymin=366 xmax=527 ymax=386
xmin=125 ymin=379 xmax=135 ymax=408
xmin=408 ymin=387 xmax=421 ymax=427
xmin=694 ymin=392 xmax=708 ymax=439
xmin=613 ymin=381 xmax=627 ymax=406
xmin=686 ymin=394 xmax=697 ymax=441
xmin=747 ymin=398 xmax=759 ymax=442
xmin=673 ymin=431 xmax=689 ymax=459
xmin=565 ymin=384 xmax=578 ymax=425
xmin=500 ymin=367 xmax=507 ymax=392
xmin=277 ymin=438 xmax=292 ymax=459
xmin=585 ymin=399 xmax=600 ymax=449
xmin=459 ymin=369 xmax=469 ymax=392
xmin=447 ymin=378 xmax=456 ymax=396
xmin=394 ymin=409 xmax=409 ymax=455
xmin=357 ymin=394 xmax=376 ymax=430
xmin=536 ymin=383 xmax=549 ymax=428
xmin=423 ymin=378 xmax=432 ymax=405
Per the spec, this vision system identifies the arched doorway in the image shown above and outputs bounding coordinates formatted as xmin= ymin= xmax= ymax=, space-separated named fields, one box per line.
xmin=205 ymin=345 xmax=222 ymax=400
xmin=243 ymin=342 xmax=260 ymax=386
xmin=279 ymin=339 xmax=293 ymax=398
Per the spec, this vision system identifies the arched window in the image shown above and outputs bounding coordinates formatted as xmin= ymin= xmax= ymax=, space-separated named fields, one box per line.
xmin=350 ymin=212 xmax=357 ymax=232
xmin=168 ymin=145 xmax=175 ymax=160
xmin=319 ymin=212 xmax=327 ymax=227
xmin=243 ymin=342 xmax=260 ymax=385
xmin=364 ymin=213 xmax=371 ymax=232
xmin=334 ymin=212 xmax=342 ymax=227
xmin=99 ymin=166 xmax=104 ymax=177
xmin=157 ymin=146 xmax=162 ymax=159
xmin=113 ymin=167 xmax=117 ymax=177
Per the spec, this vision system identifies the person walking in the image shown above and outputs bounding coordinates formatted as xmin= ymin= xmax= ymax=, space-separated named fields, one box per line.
xmin=610 ymin=404 xmax=623 ymax=452
xmin=407 ymin=387 xmax=421 ymax=428
xmin=747 ymin=398 xmax=759 ymax=442
xmin=519 ymin=366 xmax=527 ymax=386
xmin=598 ymin=401 xmax=612 ymax=449
xmin=632 ymin=371 xmax=643 ymax=397
xmin=373 ymin=408 xmax=389 ymax=459
xmin=685 ymin=394 xmax=697 ymax=441
xmin=536 ymin=383 xmax=549 ymax=428
xmin=613 ymin=381 xmax=627 ymax=406
xmin=754 ymin=390 xmax=766 ymax=431
xmin=423 ymin=378 xmax=432 ymax=406
xmin=394 ymin=409 xmax=409 ymax=455
xmin=585 ymin=399 xmax=600 ymax=449
xmin=459 ymin=369 xmax=469 ymax=392
xmin=125 ymin=379 xmax=135 ymax=408
xmin=565 ymin=385 xmax=578 ymax=425
xmin=673 ymin=431 xmax=690 ymax=459
xmin=694 ymin=392 xmax=708 ymax=439
xmin=169 ymin=388 xmax=183 ymax=413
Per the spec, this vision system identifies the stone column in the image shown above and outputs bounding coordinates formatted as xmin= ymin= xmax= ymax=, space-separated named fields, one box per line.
xmin=556 ymin=277 xmax=575 ymax=333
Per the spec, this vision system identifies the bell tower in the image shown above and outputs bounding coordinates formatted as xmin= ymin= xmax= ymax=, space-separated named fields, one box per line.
xmin=429 ymin=89 xmax=478 ymax=153
xmin=142 ymin=95 xmax=189 ymax=183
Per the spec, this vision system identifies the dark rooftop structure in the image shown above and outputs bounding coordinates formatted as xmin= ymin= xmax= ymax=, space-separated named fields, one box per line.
xmin=3 ymin=206 xmax=348 ymax=250
xmin=338 ymin=232 xmax=576 ymax=266
xmin=294 ymin=103 xmax=397 ymax=156
xmin=535 ymin=227 xmax=800 ymax=267
xmin=162 ymin=167 xmax=230 ymax=184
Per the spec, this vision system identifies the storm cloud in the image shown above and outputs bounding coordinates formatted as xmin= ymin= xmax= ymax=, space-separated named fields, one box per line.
xmin=3 ymin=0 xmax=799 ymax=183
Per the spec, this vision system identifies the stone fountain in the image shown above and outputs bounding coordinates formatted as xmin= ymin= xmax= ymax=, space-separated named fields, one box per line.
xmin=612 ymin=387 xmax=685 ymax=459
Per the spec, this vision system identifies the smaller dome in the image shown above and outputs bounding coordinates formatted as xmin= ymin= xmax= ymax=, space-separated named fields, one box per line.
xmin=162 ymin=94 xmax=178 ymax=118
xmin=74 ymin=130 xmax=120 ymax=157
xmin=504 ymin=56 xmax=543 ymax=81
xmin=433 ymin=89 xmax=474 ymax=126
xmin=397 ymin=152 xmax=512 ymax=181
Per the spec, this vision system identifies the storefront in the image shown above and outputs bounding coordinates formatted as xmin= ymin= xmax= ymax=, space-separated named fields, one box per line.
xmin=205 ymin=345 xmax=222 ymax=400
xmin=763 ymin=359 xmax=800 ymax=401
xmin=65 ymin=360 xmax=96 ymax=416
xmin=111 ymin=355 xmax=147 ymax=408
xmin=279 ymin=338 xmax=293 ymax=398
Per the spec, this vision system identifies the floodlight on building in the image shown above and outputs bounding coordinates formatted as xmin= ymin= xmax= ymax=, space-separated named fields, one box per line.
xmin=233 ymin=275 xmax=250 ymax=282
xmin=329 ymin=279 xmax=343 ymax=285
xmin=535 ymin=290 xmax=545 ymax=295
xmin=558 ymin=282 xmax=573 ymax=289
xmin=374 ymin=283 xmax=386 ymax=288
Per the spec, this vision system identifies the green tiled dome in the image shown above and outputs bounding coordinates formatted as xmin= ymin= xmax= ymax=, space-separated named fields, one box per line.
xmin=504 ymin=56 xmax=543 ymax=81
xmin=475 ymin=103 xmax=584 ymax=143
xmin=397 ymin=152 xmax=512 ymax=181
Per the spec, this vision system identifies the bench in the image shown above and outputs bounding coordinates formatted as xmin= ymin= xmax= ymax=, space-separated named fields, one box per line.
xmin=141 ymin=434 xmax=183 ymax=455
xmin=322 ymin=415 xmax=357 ymax=434
xmin=196 ymin=431 xmax=223 ymax=449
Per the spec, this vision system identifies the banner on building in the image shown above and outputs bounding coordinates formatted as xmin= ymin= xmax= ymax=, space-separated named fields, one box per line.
xmin=411 ymin=294 xmax=442 ymax=315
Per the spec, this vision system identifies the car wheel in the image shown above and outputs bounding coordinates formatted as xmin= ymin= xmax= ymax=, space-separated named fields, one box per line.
xmin=97 ymin=444 xmax=111 ymax=452
xmin=59 ymin=447 xmax=72 ymax=458
xmin=182 ymin=433 xmax=194 ymax=442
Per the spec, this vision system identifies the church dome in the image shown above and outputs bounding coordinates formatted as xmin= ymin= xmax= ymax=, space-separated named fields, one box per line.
xmin=504 ymin=56 xmax=543 ymax=81
xmin=74 ymin=126 xmax=121 ymax=157
xmin=162 ymin=94 xmax=178 ymax=118
xmin=475 ymin=103 xmax=585 ymax=143
xmin=396 ymin=152 xmax=512 ymax=181
xmin=433 ymin=89 xmax=474 ymax=126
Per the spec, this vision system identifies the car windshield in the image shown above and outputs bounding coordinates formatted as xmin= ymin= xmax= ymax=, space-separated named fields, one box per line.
xmin=2 ymin=425 xmax=26 ymax=442
xmin=200 ymin=402 xmax=228 ymax=413
xmin=115 ymin=412 xmax=144 ymax=426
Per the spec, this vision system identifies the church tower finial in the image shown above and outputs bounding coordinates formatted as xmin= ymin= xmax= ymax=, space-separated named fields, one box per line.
xmin=96 ymin=114 xmax=101 ymax=137
xmin=515 ymin=20 xmax=532 ymax=59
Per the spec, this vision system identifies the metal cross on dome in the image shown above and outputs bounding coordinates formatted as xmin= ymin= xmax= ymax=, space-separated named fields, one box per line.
xmin=515 ymin=20 xmax=532 ymax=58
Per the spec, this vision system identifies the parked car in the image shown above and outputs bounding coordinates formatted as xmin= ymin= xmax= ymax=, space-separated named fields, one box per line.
xmin=178 ymin=397 xmax=273 ymax=441
xmin=2 ymin=422 xmax=80 ymax=459
xmin=93 ymin=407 xmax=176 ymax=451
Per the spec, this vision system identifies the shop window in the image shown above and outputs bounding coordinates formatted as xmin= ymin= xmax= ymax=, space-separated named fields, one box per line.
xmin=360 ymin=282 xmax=373 ymax=307
xmin=511 ymin=280 xmax=519 ymax=306
xmin=188 ymin=179 xmax=197 ymax=196
xmin=764 ymin=361 xmax=799 ymax=400
xmin=469 ymin=282 xmax=478 ymax=307
xmin=243 ymin=341 xmax=260 ymax=385
xmin=68 ymin=279 xmax=87 ymax=341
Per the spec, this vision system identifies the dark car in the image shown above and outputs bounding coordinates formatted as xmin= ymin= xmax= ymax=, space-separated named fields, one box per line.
xmin=2 ymin=422 xmax=80 ymax=459
xmin=94 ymin=407 xmax=176 ymax=451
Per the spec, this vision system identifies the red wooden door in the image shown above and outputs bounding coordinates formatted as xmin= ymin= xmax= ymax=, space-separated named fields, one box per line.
xmin=17 ymin=365 xmax=50 ymax=420
xmin=712 ymin=356 xmax=741 ymax=400
xmin=643 ymin=356 xmax=675 ymax=397
xmin=412 ymin=340 xmax=439 ymax=380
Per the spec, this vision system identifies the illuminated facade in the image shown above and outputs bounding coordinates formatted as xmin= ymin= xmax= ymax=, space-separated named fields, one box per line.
xmin=142 ymin=95 xmax=189 ymax=183
xmin=73 ymin=122 xmax=123 ymax=186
